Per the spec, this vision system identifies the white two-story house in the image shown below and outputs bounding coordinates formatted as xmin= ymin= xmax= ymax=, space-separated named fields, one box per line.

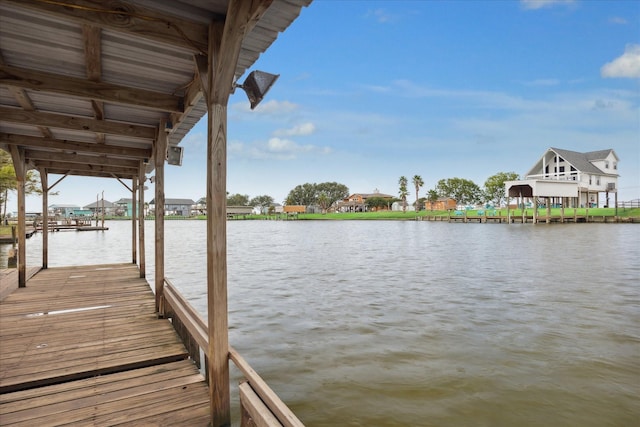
xmin=506 ymin=147 xmax=619 ymax=208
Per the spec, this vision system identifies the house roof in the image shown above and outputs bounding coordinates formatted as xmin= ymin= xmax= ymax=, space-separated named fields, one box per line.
xmin=48 ymin=204 xmax=80 ymax=209
xmin=0 ymin=0 xmax=312 ymax=180
xmin=83 ymin=200 xmax=115 ymax=208
xmin=149 ymin=198 xmax=195 ymax=205
xmin=348 ymin=193 xmax=395 ymax=199
xmin=527 ymin=147 xmax=619 ymax=177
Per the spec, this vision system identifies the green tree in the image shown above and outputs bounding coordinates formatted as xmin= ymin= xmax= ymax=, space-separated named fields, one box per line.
xmin=317 ymin=193 xmax=330 ymax=213
xmin=398 ymin=176 xmax=409 ymax=213
xmin=412 ymin=175 xmax=424 ymax=211
xmin=316 ymin=182 xmax=349 ymax=210
xmin=286 ymin=183 xmax=317 ymax=206
xmin=0 ymin=149 xmax=42 ymax=221
xmin=227 ymin=193 xmax=250 ymax=206
xmin=249 ymin=195 xmax=274 ymax=214
xmin=365 ymin=196 xmax=393 ymax=211
xmin=483 ymin=172 xmax=519 ymax=207
xmin=426 ymin=189 xmax=438 ymax=210
xmin=286 ymin=182 xmax=349 ymax=208
xmin=435 ymin=177 xmax=482 ymax=206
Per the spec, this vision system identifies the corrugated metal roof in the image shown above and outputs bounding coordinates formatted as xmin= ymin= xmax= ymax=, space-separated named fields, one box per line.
xmin=0 ymin=0 xmax=312 ymax=179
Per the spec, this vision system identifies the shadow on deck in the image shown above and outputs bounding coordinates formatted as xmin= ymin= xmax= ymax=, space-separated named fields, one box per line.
xmin=0 ymin=264 xmax=210 ymax=426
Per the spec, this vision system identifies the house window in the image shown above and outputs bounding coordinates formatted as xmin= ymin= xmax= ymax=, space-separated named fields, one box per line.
xmin=559 ymin=166 xmax=565 ymax=173
xmin=570 ymin=166 xmax=576 ymax=171
xmin=597 ymin=177 xmax=601 ymax=185
xmin=558 ymin=157 xmax=564 ymax=162
xmin=614 ymin=162 xmax=617 ymax=170
xmin=589 ymin=176 xmax=592 ymax=185
xmin=605 ymin=161 xmax=609 ymax=169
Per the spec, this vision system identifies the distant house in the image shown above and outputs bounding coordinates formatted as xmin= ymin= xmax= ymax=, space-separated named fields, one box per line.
xmin=83 ymin=200 xmax=116 ymax=216
xmin=113 ymin=198 xmax=135 ymax=217
xmin=48 ymin=204 xmax=81 ymax=217
xmin=149 ymin=198 xmax=195 ymax=216
xmin=337 ymin=192 xmax=395 ymax=212
xmin=391 ymin=201 xmax=415 ymax=212
xmin=506 ymin=147 xmax=619 ymax=208
xmin=283 ymin=205 xmax=307 ymax=214
xmin=425 ymin=197 xmax=457 ymax=211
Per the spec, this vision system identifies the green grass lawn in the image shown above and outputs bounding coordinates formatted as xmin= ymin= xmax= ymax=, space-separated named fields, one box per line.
xmin=286 ymin=207 xmax=640 ymax=221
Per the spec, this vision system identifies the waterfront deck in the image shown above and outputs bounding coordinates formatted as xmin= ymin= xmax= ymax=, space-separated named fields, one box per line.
xmin=0 ymin=264 xmax=210 ymax=426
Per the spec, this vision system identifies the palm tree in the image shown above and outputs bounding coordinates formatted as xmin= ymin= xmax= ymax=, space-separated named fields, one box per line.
xmin=398 ymin=176 xmax=409 ymax=213
xmin=412 ymin=175 xmax=424 ymax=212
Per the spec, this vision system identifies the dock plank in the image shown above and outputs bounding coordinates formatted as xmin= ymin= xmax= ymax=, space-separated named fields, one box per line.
xmin=0 ymin=264 xmax=210 ymax=425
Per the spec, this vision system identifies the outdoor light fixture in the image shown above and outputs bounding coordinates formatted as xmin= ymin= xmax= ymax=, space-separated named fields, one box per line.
xmin=167 ymin=145 xmax=183 ymax=166
xmin=235 ymin=70 xmax=279 ymax=110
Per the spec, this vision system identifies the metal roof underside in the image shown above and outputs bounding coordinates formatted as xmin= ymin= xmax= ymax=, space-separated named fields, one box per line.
xmin=0 ymin=0 xmax=311 ymax=180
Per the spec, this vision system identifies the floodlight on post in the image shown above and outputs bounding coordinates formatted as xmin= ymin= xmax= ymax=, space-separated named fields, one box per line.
xmin=167 ymin=146 xmax=183 ymax=166
xmin=235 ymin=70 xmax=279 ymax=110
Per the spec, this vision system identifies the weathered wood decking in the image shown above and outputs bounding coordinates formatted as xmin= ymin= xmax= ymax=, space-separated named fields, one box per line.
xmin=0 ymin=264 xmax=210 ymax=426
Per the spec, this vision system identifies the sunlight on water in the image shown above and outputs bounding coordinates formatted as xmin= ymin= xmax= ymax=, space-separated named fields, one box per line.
xmin=11 ymin=220 xmax=640 ymax=426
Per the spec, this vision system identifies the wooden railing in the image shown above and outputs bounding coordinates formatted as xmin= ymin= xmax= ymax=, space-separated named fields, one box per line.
xmin=163 ymin=279 xmax=304 ymax=427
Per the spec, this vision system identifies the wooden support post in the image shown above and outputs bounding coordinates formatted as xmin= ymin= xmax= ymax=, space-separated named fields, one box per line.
xmin=138 ymin=161 xmax=146 ymax=278
xmin=207 ymin=101 xmax=231 ymax=427
xmin=201 ymin=2 xmax=274 ymax=423
xmin=40 ymin=169 xmax=48 ymax=269
xmin=546 ymin=197 xmax=551 ymax=224
xmin=154 ymin=121 xmax=167 ymax=314
xmin=9 ymin=146 xmax=26 ymax=287
xmin=132 ymin=175 xmax=137 ymax=264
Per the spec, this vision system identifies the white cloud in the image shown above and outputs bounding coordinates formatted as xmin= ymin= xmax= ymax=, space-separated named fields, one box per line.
xmin=228 ymin=137 xmax=332 ymax=161
xmin=608 ymin=17 xmax=628 ymax=25
xmin=273 ymin=122 xmax=316 ymax=137
xmin=522 ymin=78 xmax=561 ymax=86
xmin=365 ymin=9 xmax=397 ymax=24
xmin=601 ymin=44 xmax=640 ymax=78
xmin=520 ymin=0 xmax=575 ymax=10
xmin=231 ymin=99 xmax=299 ymax=114
xmin=267 ymin=137 xmax=301 ymax=153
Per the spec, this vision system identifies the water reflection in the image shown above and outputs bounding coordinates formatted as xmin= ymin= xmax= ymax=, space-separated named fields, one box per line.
xmin=6 ymin=220 xmax=640 ymax=426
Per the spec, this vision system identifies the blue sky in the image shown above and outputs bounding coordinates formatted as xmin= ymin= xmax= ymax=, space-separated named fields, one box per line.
xmin=21 ymin=0 xmax=640 ymax=211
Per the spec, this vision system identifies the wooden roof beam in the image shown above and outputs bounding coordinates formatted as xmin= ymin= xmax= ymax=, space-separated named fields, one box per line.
xmin=212 ymin=0 xmax=273 ymax=105
xmin=30 ymin=160 xmax=138 ymax=177
xmin=24 ymin=150 xmax=140 ymax=169
xmin=0 ymin=64 xmax=184 ymax=113
xmin=82 ymin=24 xmax=106 ymax=143
xmin=0 ymin=108 xmax=157 ymax=140
xmin=3 ymin=0 xmax=212 ymax=54
xmin=0 ymin=51 xmax=54 ymax=139
xmin=0 ymin=134 xmax=151 ymax=159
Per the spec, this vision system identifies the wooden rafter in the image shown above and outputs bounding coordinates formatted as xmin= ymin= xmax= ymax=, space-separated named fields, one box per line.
xmin=3 ymin=0 xmax=212 ymax=54
xmin=0 ymin=65 xmax=184 ymax=113
xmin=0 ymin=108 xmax=156 ymax=140
xmin=82 ymin=24 xmax=106 ymax=143
xmin=0 ymin=134 xmax=151 ymax=159
xmin=30 ymin=160 xmax=138 ymax=177
xmin=212 ymin=0 xmax=273 ymax=105
xmin=24 ymin=150 xmax=140 ymax=168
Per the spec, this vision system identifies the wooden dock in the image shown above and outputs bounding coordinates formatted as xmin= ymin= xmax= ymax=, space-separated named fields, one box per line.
xmin=0 ymin=264 xmax=210 ymax=426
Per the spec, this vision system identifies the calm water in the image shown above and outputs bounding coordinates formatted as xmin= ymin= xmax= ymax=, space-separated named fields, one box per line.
xmin=2 ymin=220 xmax=639 ymax=426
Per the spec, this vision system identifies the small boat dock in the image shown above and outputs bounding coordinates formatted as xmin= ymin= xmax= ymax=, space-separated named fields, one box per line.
xmin=35 ymin=218 xmax=109 ymax=232
xmin=0 ymin=264 xmax=210 ymax=425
